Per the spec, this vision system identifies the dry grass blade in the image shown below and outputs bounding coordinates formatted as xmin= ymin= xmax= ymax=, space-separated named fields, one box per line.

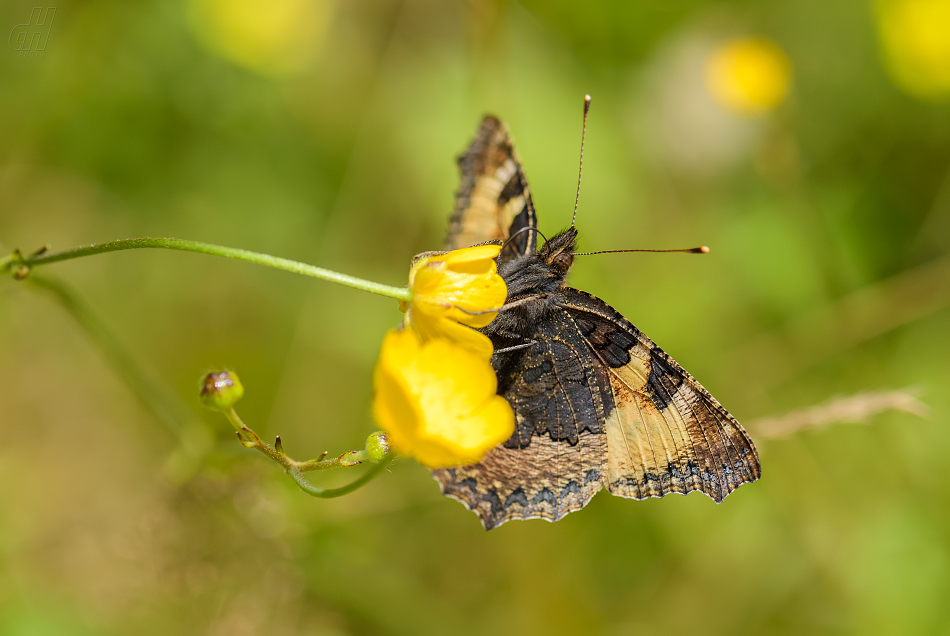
xmin=750 ymin=388 xmax=930 ymax=440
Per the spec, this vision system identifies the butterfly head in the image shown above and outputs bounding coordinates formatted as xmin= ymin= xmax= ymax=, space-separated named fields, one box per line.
xmin=538 ymin=227 xmax=578 ymax=277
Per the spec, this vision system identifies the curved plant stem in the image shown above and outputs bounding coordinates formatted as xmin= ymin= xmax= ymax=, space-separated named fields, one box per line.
xmin=287 ymin=456 xmax=394 ymax=499
xmin=223 ymin=407 xmax=392 ymax=499
xmin=25 ymin=274 xmax=214 ymax=479
xmin=27 ymin=275 xmax=195 ymax=436
xmin=3 ymin=239 xmax=399 ymax=496
xmin=7 ymin=237 xmax=412 ymax=302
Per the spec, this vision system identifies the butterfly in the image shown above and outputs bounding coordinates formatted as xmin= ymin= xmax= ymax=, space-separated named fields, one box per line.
xmin=431 ymin=105 xmax=761 ymax=530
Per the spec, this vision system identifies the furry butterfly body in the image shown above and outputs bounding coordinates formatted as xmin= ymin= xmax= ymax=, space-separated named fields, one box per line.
xmin=433 ymin=116 xmax=760 ymax=529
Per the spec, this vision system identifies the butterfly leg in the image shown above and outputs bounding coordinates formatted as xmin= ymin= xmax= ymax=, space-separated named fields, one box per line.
xmin=487 ymin=328 xmax=538 ymax=355
xmin=492 ymin=342 xmax=536 ymax=355
xmin=453 ymin=293 xmax=549 ymax=316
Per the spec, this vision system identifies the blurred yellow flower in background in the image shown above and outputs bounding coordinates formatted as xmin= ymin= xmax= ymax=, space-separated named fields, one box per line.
xmin=403 ymin=244 xmax=507 ymax=359
xmin=876 ymin=0 xmax=950 ymax=100
xmin=372 ymin=329 xmax=514 ymax=468
xmin=705 ymin=37 xmax=792 ymax=115
xmin=188 ymin=0 xmax=332 ymax=77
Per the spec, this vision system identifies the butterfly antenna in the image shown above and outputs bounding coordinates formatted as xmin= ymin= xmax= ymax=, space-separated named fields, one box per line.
xmin=571 ymin=94 xmax=591 ymax=230
xmin=502 ymin=225 xmax=549 ymax=250
xmin=574 ymin=246 xmax=710 ymax=255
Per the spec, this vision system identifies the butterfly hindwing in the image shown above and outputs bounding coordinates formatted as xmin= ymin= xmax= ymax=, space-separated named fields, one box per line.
xmin=444 ymin=116 xmax=538 ymax=261
xmin=433 ymin=306 xmax=611 ymax=529
xmin=434 ymin=428 xmax=608 ymax=530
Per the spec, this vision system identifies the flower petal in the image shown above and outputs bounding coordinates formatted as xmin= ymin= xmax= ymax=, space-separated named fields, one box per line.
xmin=404 ymin=244 xmax=507 ymax=356
xmin=441 ymin=244 xmax=502 ymax=266
xmin=407 ymin=309 xmax=494 ymax=359
xmin=372 ymin=329 xmax=515 ymax=468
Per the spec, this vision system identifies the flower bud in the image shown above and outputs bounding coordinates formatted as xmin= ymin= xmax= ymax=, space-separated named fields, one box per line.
xmin=365 ymin=431 xmax=391 ymax=463
xmin=199 ymin=370 xmax=244 ymax=411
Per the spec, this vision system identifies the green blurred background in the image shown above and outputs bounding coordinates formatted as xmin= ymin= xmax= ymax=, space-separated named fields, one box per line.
xmin=2 ymin=0 xmax=950 ymax=634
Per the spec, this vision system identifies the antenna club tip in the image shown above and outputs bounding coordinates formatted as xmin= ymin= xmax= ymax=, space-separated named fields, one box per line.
xmin=698 ymin=246 xmax=710 ymax=254
xmin=584 ymin=94 xmax=591 ymax=103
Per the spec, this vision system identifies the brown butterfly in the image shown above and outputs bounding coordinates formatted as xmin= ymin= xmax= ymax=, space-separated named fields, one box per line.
xmin=432 ymin=99 xmax=760 ymax=529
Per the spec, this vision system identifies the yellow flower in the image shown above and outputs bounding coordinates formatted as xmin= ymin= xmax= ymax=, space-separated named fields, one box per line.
xmin=372 ymin=329 xmax=515 ymax=468
xmin=706 ymin=37 xmax=792 ymax=115
xmin=403 ymin=244 xmax=508 ymax=359
xmin=876 ymin=0 xmax=950 ymax=100
xmin=188 ymin=0 xmax=332 ymax=77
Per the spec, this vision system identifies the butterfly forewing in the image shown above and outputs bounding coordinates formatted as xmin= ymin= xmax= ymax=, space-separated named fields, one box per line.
xmin=445 ymin=116 xmax=537 ymax=261
xmin=560 ymin=289 xmax=760 ymax=503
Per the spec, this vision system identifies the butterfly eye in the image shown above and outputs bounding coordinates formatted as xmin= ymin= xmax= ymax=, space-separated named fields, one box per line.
xmin=551 ymin=251 xmax=574 ymax=273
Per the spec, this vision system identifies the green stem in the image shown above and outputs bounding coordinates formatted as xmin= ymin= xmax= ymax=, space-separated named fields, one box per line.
xmin=222 ymin=407 xmax=391 ymax=498
xmin=288 ymin=455 xmax=393 ymax=499
xmin=27 ymin=275 xmax=193 ymax=436
xmin=9 ymin=237 xmax=412 ymax=302
xmin=25 ymin=274 xmax=215 ymax=480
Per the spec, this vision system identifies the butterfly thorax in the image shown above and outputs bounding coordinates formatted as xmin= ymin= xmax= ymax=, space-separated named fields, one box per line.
xmin=486 ymin=228 xmax=578 ymax=342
